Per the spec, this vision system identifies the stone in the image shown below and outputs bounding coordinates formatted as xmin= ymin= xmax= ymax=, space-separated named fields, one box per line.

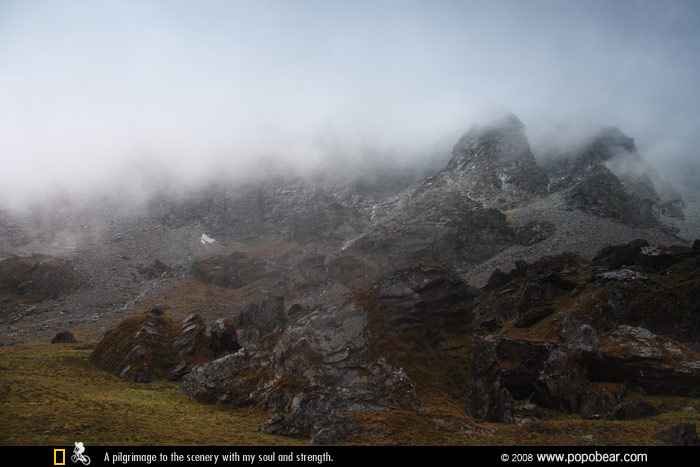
xmin=463 ymin=337 xmax=515 ymax=423
xmin=208 ymin=318 xmax=240 ymax=356
xmin=608 ymin=397 xmax=658 ymax=420
xmin=51 ymin=330 xmax=78 ymax=344
xmin=234 ymin=296 xmax=289 ymax=347
xmin=588 ymin=326 xmax=700 ymax=397
xmin=565 ymin=325 xmax=599 ymax=364
xmin=653 ymin=422 xmax=700 ymax=446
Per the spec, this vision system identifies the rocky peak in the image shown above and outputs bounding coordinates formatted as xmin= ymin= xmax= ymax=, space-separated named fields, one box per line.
xmin=446 ymin=114 xmax=548 ymax=208
xmin=577 ymin=126 xmax=639 ymax=167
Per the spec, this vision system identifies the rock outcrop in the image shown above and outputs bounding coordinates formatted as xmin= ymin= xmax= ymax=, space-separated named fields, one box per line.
xmin=447 ymin=114 xmax=549 ymax=208
xmin=0 ymin=254 xmax=85 ymax=309
xmin=545 ymin=127 xmax=681 ymax=228
xmin=90 ymin=308 xmax=239 ymax=382
xmin=653 ymin=422 xmax=700 ymax=446
xmin=51 ymin=330 xmax=78 ymax=344
xmin=180 ymin=265 xmax=479 ymax=443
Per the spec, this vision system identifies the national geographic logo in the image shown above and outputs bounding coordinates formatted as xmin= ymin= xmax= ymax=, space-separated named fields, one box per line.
xmin=54 ymin=449 xmax=66 ymax=465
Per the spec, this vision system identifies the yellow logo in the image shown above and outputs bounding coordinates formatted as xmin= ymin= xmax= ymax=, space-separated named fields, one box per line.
xmin=54 ymin=449 xmax=66 ymax=465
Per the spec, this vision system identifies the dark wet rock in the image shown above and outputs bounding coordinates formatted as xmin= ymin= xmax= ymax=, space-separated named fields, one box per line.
xmin=192 ymin=244 xmax=328 ymax=293
xmin=208 ymin=318 xmax=240 ymax=356
xmin=463 ymin=337 xmax=515 ymax=423
xmin=653 ymin=422 xmax=700 ymax=446
xmin=260 ymin=360 xmax=421 ymax=444
xmin=371 ymin=265 xmax=479 ymax=340
xmin=51 ymin=330 xmax=78 ymax=344
xmin=593 ymin=239 xmax=649 ymax=269
xmin=578 ymin=387 xmax=619 ymax=420
xmin=565 ymin=324 xmax=599 ymax=364
xmin=587 ymin=255 xmax=700 ymax=346
xmin=564 ymin=166 xmax=656 ymax=227
xmin=0 ymin=254 xmax=85 ymax=308
xmin=494 ymin=336 xmax=551 ymax=400
xmin=234 ymin=296 xmax=288 ymax=347
xmin=535 ymin=348 xmax=590 ymax=413
xmin=608 ymin=397 xmax=658 ymax=420
xmin=173 ymin=313 xmax=207 ymax=357
xmin=181 ymin=266 xmax=479 ymax=441
xmin=327 ymin=251 xmax=380 ymax=289
xmin=476 ymin=268 xmax=576 ymax=326
xmin=482 ymin=269 xmax=515 ymax=292
xmin=588 ymin=325 xmax=700 ymax=397
xmin=515 ymin=307 xmax=554 ymax=328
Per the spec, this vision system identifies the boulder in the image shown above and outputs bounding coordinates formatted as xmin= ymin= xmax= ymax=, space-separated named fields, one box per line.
xmin=593 ymin=239 xmax=649 ymax=269
xmin=51 ymin=330 xmax=78 ymax=344
xmin=578 ymin=387 xmax=619 ymax=420
xmin=90 ymin=308 xmax=181 ymax=382
xmin=653 ymin=422 xmax=700 ymax=446
xmin=91 ymin=308 xmax=216 ymax=383
xmin=608 ymin=397 xmax=659 ymax=420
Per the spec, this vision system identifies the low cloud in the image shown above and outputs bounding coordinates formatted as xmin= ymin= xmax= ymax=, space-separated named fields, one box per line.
xmin=1 ymin=0 xmax=699 ymax=209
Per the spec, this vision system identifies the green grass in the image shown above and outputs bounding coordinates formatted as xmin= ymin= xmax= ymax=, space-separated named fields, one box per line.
xmin=0 ymin=344 xmax=307 ymax=446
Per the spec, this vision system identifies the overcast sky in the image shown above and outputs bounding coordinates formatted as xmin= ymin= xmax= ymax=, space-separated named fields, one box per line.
xmin=1 ymin=0 xmax=699 ymax=207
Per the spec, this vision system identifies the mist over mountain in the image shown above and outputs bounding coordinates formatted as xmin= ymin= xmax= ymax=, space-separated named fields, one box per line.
xmin=2 ymin=0 xmax=700 ymax=449
xmin=2 ymin=0 xmax=700 ymax=209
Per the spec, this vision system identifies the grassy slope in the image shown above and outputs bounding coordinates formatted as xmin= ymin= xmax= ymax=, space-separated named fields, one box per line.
xmin=1 ymin=342 xmax=699 ymax=446
xmin=0 ymin=344 xmax=306 ymax=446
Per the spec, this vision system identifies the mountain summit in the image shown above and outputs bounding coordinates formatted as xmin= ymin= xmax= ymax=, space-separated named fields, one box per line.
xmin=447 ymin=114 xmax=549 ymax=208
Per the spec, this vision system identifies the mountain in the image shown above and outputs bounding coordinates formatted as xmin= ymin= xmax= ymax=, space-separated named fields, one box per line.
xmin=1 ymin=114 xmax=699 ymax=445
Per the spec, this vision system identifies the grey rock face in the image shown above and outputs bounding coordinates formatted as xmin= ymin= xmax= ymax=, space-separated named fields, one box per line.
xmin=234 ymin=296 xmax=289 ymax=347
xmin=174 ymin=313 xmax=206 ymax=357
xmin=545 ymin=127 xmax=679 ymax=229
xmin=180 ymin=266 xmax=484 ymax=443
xmin=565 ymin=324 xmax=600 ymax=364
xmin=447 ymin=114 xmax=549 ymax=208
xmin=589 ymin=326 xmax=700 ymax=397
xmin=463 ymin=337 xmax=515 ymax=423
xmin=536 ymin=348 xmax=589 ymax=413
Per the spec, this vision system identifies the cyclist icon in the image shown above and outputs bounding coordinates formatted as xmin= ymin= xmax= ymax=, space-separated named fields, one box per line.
xmin=71 ymin=442 xmax=91 ymax=465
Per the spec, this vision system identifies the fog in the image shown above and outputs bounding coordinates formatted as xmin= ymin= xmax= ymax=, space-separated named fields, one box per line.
xmin=1 ymin=0 xmax=699 ymax=210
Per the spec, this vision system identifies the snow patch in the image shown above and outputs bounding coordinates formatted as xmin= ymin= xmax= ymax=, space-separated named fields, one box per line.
xmin=200 ymin=233 xmax=215 ymax=245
